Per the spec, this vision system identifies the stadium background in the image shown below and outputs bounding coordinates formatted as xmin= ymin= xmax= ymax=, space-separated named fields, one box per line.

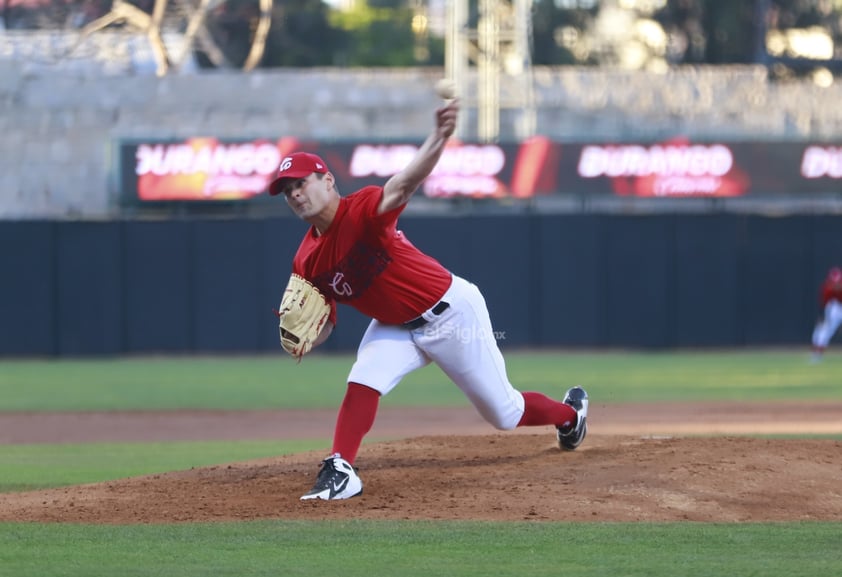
xmin=2 ymin=0 xmax=842 ymax=356
xmin=2 ymin=5 xmax=842 ymax=564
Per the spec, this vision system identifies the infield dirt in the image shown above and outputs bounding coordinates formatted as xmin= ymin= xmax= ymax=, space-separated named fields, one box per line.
xmin=1 ymin=401 xmax=841 ymax=524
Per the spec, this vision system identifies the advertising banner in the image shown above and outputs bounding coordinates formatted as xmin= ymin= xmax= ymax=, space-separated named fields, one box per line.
xmin=117 ymin=137 xmax=842 ymax=203
xmin=122 ymin=137 xmax=299 ymax=201
xmin=118 ymin=136 xmax=561 ymax=202
xmin=559 ymin=139 xmax=842 ymax=197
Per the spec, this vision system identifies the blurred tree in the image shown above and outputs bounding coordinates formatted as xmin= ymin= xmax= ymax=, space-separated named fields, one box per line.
xmin=652 ymin=0 xmax=708 ymax=63
xmin=194 ymin=0 xmax=257 ymax=68
xmin=367 ymin=0 xmax=405 ymax=7
xmin=5 ymin=0 xmax=840 ymax=71
xmin=700 ymin=0 xmax=756 ymax=63
xmin=530 ymin=0 xmax=601 ymax=65
xmin=328 ymin=0 xmax=419 ymax=66
xmin=194 ymin=0 xmax=347 ymax=68
xmin=649 ymin=0 xmax=758 ymax=64
xmin=2 ymin=0 xmax=111 ymax=28
xmin=653 ymin=0 xmax=842 ymax=66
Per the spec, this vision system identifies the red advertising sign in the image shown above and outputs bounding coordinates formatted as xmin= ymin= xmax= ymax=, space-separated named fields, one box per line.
xmin=344 ymin=137 xmax=558 ymax=198
xmin=576 ymin=140 xmax=749 ymax=197
xmin=117 ymin=137 xmax=842 ymax=203
xmin=554 ymin=139 xmax=842 ymax=197
xmin=801 ymin=145 xmax=842 ymax=179
xmin=130 ymin=137 xmax=302 ymax=201
xmin=119 ymin=136 xmax=561 ymax=202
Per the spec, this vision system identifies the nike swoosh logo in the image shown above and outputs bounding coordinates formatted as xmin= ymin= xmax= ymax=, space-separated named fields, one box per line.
xmin=331 ymin=477 xmax=349 ymax=497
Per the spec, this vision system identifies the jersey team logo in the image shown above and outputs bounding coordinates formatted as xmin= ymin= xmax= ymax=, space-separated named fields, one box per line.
xmin=329 ymin=272 xmax=353 ymax=296
xmin=312 ymin=242 xmax=392 ymax=302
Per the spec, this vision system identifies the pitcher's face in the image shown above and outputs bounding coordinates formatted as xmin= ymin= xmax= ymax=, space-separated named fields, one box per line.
xmin=282 ymin=172 xmax=336 ymax=219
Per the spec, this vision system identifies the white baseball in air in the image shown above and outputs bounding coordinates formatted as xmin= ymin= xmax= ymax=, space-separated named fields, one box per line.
xmin=435 ymin=78 xmax=457 ymax=100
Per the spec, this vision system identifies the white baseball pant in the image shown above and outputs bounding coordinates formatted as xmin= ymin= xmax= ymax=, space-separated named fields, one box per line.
xmin=813 ymin=299 xmax=842 ymax=349
xmin=347 ymin=274 xmax=525 ymax=430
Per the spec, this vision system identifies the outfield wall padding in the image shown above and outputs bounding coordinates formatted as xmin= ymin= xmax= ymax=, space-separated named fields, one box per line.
xmin=2 ymin=214 xmax=840 ymax=356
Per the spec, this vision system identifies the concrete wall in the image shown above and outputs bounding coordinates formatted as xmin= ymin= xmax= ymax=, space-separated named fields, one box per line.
xmin=2 ymin=60 xmax=842 ymax=219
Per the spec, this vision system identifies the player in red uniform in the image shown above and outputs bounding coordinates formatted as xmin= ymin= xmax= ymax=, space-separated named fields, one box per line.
xmin=268 ymin=98 xmax=588 ymax=501
xmin=811 ymin=266 xmax=842 ymax=362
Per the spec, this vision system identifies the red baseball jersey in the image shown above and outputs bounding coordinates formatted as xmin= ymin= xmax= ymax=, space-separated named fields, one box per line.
xmin=291 ymin=186 xmax=453 ymax=325
xmin=820 ymin=268 xmax=842 ymax=307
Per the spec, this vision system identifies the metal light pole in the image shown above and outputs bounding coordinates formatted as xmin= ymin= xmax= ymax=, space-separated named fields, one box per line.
xmin=445 ymin=0 xmax=536 ymax=142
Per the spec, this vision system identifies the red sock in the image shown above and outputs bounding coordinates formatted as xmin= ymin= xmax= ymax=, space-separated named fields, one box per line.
xmin=331 ymin=382 xmax=380 ymax=464
xmin=517 ymin=391 xmax=576 ymax=429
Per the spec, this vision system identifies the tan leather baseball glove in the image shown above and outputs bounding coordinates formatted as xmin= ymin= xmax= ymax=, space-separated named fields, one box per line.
xmin=277 ymin=273 xmax=331 ymax=359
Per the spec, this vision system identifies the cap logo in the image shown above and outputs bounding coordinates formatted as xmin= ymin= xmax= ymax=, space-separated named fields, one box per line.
xmin=316 ymin=163 xmax=324 ymax=169
xmin=280 ymin=157 xmax=293 ymax=171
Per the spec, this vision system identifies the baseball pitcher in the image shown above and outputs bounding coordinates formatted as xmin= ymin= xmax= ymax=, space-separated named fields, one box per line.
xmin=270 ymin=96 xmax=589 ymax=501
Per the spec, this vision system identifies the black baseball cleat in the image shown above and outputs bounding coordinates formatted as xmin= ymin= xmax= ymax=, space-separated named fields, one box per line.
xmin=300 ymin=454 xmax=363 ymax=501
xmin=557 ymin=386 xmax=589 ymax=451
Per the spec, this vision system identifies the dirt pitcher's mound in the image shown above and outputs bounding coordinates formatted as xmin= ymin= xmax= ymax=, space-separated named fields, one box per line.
xmin=2 ymin=434 xmax=841 ymax=524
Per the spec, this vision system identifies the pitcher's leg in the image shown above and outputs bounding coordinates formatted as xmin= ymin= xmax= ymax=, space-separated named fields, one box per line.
xmin=417 ymin=276 xmax=580 ymax=432
xmin=341 ymin=319 xmax=430 ymax=462
xmin=439 ymin=333 xmax=525 ymax=430
xmin=518 ymin=391 xmax=576 ymax=430
xmin=331 ymin=383 xmax=381 ymax=464
xmin=348 ymin=319 xmax=431 ymax=397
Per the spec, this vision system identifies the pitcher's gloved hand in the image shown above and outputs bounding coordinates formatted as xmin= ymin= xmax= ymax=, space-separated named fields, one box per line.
xmin=277 ymin=273 xmax=330 ymax=359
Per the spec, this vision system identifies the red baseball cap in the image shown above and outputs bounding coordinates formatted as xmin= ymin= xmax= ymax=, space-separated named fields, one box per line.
xmin=268 ymin=152 xmax=329 ymax=196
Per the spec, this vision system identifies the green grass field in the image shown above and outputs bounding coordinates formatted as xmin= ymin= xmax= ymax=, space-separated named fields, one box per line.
xmin=1 ymin=350 xmax=839 ymax=412
xmin=3 ymin=520 xmax=840 ymax=577
xmin=1 ymin=350 xmax=841 ymax=577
